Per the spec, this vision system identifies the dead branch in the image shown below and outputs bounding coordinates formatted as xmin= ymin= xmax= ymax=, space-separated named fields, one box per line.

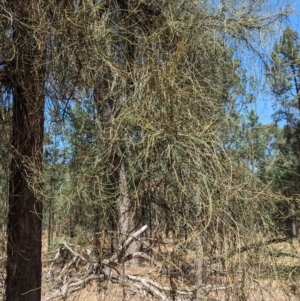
xmin=44 ymin=275 xmax=104 ymax=301
xmin=62 ymin=242 xmax=90 ymax=262
xmin=127 ymin=274 xmax=194 ymax=298
xmin=110 ymin=225 xmax=148 ymax=263
xmin=126 ymin=274 xmax=170 ymax=301
xmin=132 ymin=251 xmax=159 ymax=265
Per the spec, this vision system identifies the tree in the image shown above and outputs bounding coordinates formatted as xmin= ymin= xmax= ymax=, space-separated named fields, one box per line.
xmin=53 ymin=2 xmax=291 ymax=289
xmin=268 ymin=27 xmax=300 ymax=237
xmin=0 ymin=105 xmax=11 ymax=232
xmin=38 ymin=0 xmax=289 ymax=275
xmin=0 ymin=0 xmax=46 ymax=300
xmin=0 ymin=0 xmax=293 ymax=299
xmin=270 ymin=26 xmax=300 ymax=122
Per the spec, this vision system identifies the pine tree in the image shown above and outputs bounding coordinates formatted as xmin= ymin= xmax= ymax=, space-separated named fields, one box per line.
xmin=0 ymin=0 xmax=293 ymax=298
xmin=268 ymin=26 xmax=300 ymax=237
xmin=3 ymin=0 xmax=46 ymax=299
xmin=270 ymin=26 xmax=300 ymax=123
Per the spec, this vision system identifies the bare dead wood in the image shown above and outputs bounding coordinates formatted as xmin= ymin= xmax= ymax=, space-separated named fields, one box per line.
xmin=42 ymin=225 xmax=209 ymax=301
xmin=44 ymin=275 xmax=104 ymax=301
xmin=126 ymin=274 xmax=170 ymax=300
xmin=110 ymin=225 xmax=148 ymax=263
xmin=42 ymin=226 xmax=151 ymax=299
xmin=127 ymin=274 xmax=194 ymax=298
xmin=62 ymin=242 xmax=90 ymax=262
xmin=132 ymin=251 xmax=159 ymax=265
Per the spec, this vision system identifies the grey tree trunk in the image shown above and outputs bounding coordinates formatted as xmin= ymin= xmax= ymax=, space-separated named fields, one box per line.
xmin=119 ymin=160 xmax=139 ymax=258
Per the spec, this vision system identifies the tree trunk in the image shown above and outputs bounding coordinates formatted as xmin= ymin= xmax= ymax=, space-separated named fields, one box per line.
xmin=116 ymin=0 xmax=139 ymax=260
xmin=95 ymin=89 xmax=139 ymax=261
xmin=92 ymin=0 xmax=139 ymax=265
xmin=119 ymin=160 xmax=138 ymax=256
xmin=195 ymin=189 xmax=204 ymax=300
xmin=5 ymin=1 xmax=45 ymax=299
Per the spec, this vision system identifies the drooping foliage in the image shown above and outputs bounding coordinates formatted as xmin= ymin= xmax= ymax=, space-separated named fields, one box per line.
xmin=0 ymin=0 xmax=294 ymax=300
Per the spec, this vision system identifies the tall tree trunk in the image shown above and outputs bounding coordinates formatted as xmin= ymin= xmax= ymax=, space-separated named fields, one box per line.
xmin=92 ymin=0 xmax=139 ymax=264
xmin=116 ymin=0 xmax=139 ymax=259
xmin=5 ymin=1 xmax=45 ymax=300
xmin=119 ymin=160 xmax=138 ymax=256
xmin=94 ymin=84 xmax=139 ymax=260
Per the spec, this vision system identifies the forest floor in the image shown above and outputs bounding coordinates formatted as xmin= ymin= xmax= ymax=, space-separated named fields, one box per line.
xmin=40 ymin=229 xmax=300 ymax=301
xmin=1 ymin=229 xmax=300 ymax=300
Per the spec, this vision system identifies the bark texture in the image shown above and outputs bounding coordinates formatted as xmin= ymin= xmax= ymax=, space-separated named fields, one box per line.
xmin=5 ymin=1 xmax=45 ymax=300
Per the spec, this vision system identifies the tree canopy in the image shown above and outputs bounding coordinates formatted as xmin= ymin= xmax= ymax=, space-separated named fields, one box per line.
xmin=0 ymin=0 xmax=298 ymax=300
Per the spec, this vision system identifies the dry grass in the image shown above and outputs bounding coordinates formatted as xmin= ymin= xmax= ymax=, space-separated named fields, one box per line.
xmin=37 ymin=232 xmax=300 ymax=301
xmin=0 ymin=231 xmax=300 ymax=300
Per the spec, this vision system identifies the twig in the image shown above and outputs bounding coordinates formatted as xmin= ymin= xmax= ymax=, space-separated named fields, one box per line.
xmin=62 ymin=242 xmax=89 ymax=262
xmin=110 ymin=225 xmax=148 ymax=263
xmin=126 ymin=274 xmax=169 ymax=300
xmin=43 ymin=275 xmax=104 ymax=301
xmin=246 ymin=273 xmax=277 ymax=299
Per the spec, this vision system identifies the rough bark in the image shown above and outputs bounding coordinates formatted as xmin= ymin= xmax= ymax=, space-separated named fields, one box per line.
xmin=119 ymin=161 xmax=139 ymax=257
xmin=116 ymin=0 xmax=139 ymax=260
xmin=5 ymin=1 xmax=45 ymax=300
xmin=95 ymin=87 xmax=139 ymax=261
xmin=92 ymin=0 xmax=142 ymax=266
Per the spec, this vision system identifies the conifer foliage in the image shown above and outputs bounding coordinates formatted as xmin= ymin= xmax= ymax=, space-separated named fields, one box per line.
xmin=0 ymin=0 xmax=292 ymax=300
